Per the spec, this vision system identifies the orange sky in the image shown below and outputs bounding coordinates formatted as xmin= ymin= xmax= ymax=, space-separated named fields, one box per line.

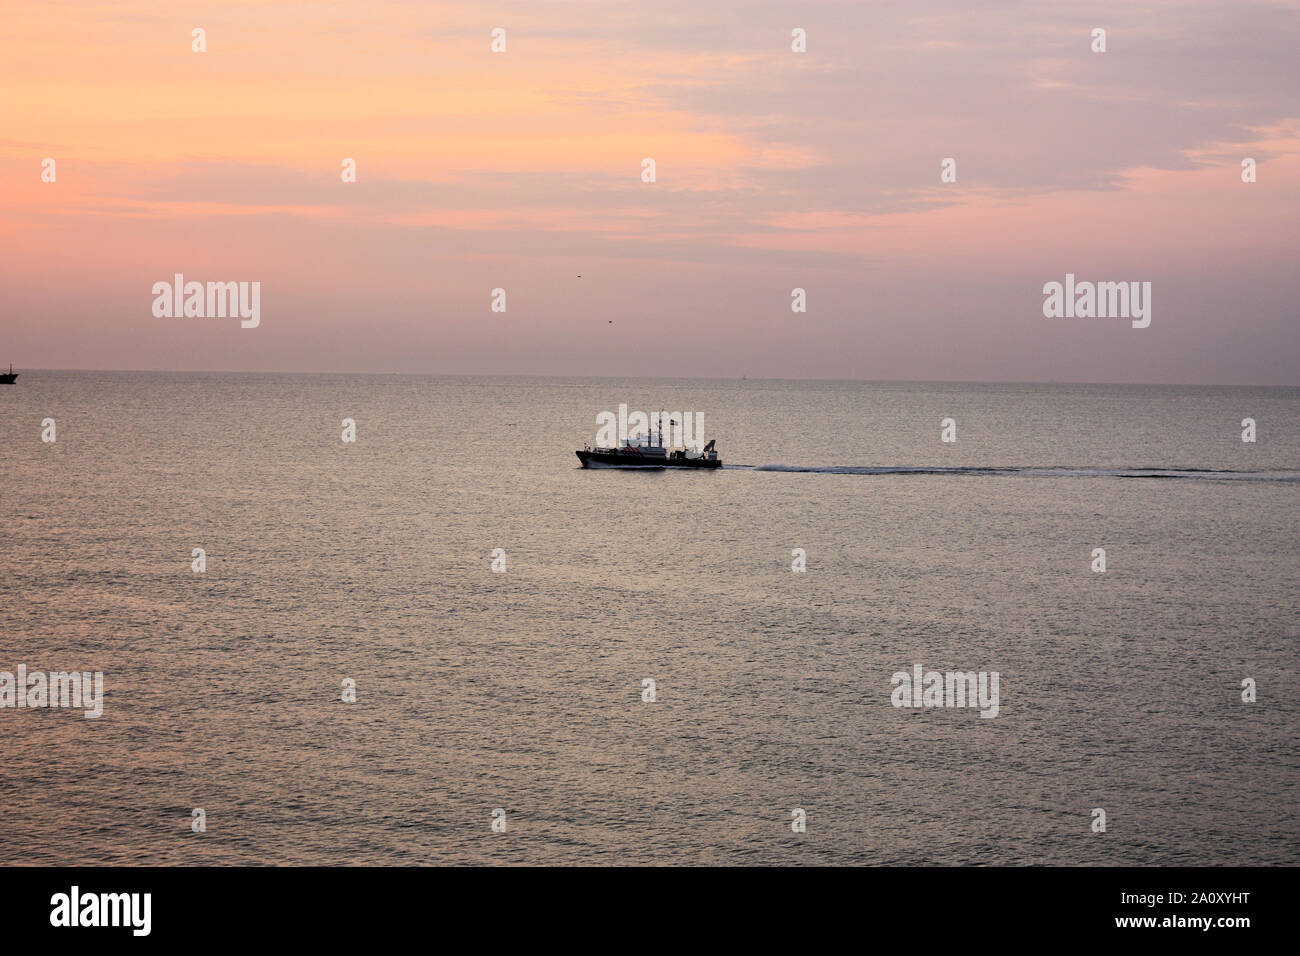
xmin=2 ymin=0 xmax=1297 ymax=383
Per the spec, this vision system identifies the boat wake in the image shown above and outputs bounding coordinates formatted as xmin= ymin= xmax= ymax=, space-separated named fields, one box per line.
xmin=724 ymin=464 xmax=1300 ymax=482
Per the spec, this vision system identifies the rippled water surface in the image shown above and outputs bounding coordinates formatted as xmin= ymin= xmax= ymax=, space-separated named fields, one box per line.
xmin=1 ymin=372 xmax=1297 ymax=865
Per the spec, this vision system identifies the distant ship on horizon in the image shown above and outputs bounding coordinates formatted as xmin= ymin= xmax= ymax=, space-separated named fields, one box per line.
xmin=0 ymin=365 xmax=16 ymax=384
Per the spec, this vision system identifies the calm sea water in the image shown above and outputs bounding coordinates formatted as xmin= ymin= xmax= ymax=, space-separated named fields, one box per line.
xmin=1 ymin=372 xmax=1297 ymax=865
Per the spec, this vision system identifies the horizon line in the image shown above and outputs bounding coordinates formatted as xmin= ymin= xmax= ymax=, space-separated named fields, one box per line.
xmin=9 ymin=367 xmax=1298 ymax=390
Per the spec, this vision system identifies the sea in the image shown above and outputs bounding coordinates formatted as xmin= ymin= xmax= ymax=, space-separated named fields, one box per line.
xmin=1 ymin=372 xmax=1297 ymax=865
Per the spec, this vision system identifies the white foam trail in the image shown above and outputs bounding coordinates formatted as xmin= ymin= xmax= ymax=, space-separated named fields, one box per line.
xmin=721 ymin=464 xmax=1300 ymax=482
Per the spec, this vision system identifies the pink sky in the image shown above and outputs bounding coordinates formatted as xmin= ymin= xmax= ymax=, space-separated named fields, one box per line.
xmin=1 ymin=0 xmax=1297 ymax=384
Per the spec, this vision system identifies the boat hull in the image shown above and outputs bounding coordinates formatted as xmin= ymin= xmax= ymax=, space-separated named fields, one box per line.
xmin=577 ymin=450 xmax=720 ymax=469
xmin=0 ymin=374 xmax=16 ymax=384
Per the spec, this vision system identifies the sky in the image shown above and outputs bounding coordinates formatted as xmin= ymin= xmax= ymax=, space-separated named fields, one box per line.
xmin=1 ymin=0 xmax=1297 ymax=384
